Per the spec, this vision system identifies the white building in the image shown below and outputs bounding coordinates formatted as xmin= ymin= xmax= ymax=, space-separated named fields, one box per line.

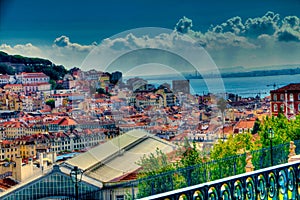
xmin=17 ymin=72 xmax=49 ymax=84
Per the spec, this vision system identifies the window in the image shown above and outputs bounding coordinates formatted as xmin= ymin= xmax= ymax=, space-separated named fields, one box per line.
xmin=290 ymin=94 xmax=294 ymax=101
xmin=280 ymin=94 xmax=284 ymax=101
xmin=280 ymin=104 xmax=285 ymax=112
xmin=273 ymin=94 xmax=277 ymax=101
xmin=274 ymin=104 xmax=278 ymax=112
xmin=290 ymin=104 xmax=294 ymax=114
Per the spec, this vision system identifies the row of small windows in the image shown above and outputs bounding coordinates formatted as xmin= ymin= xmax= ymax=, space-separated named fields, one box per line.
xmin=25 ymin=78 xmax=48 ymax=81
xmin=0 ymin=148 xmax=19 ymax=152
xmin=273 ymin=93 xmax=300 ymax=101
xmin=273 ymin=104 xmax=299 ymax=112
xmin=0 ymin=80 xmax=9 ymax=83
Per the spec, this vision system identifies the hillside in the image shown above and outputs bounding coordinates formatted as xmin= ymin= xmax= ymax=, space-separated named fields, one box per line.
xmin=0 ymin=51 xmax=52 ymax=65
xmin=0 ymin=51 xmax=67 ymax=80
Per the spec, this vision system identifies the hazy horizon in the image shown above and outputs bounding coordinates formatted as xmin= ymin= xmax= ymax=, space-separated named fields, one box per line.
xmin=1 ymin=0 xmax=300 ymax=75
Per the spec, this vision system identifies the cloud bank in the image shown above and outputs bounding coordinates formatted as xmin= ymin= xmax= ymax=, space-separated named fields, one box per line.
xmin=0 ymin=11 xmax=300 ymax=69
xmin=174 ymin=12 xmax=300 ymax=67
xmin=0 ymin=43 xmax=43 ymax=57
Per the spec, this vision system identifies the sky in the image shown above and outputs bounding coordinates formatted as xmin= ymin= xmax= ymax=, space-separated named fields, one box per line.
xmin=1 ymin=0 xmax=300 ymax=75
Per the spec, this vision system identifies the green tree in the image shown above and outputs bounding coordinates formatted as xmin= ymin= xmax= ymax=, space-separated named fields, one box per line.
xmin=45 ymin=99 xmax=55 ymax=109
xmin=257 ymin=114 xmax=290 ymax=147
xmin=177 ymin=139 xmax=202 ymax=168
xmin=0 ymin=64 xmax=15 ymax=75
xmin=210 ymin=133 xmax=255 ymax=160
xmin=136 ymin=148 xmax=175 ymax=198
xmin=55 ymin=83 xmax=65 ymax=90
xmin=175 ymin=140 xmax=206 ymax=186
xmin=49 ymin=80 xmax=57 ymax=90
xmin=252 ymin=118 xmax=261 ymax=134
xmin=137 ymin=148 xmax=173 ymax=177
xmin=96 ymin=88 xmax=106 ymax=94
xmin=96 ymin=88 xmax=112 ymax=96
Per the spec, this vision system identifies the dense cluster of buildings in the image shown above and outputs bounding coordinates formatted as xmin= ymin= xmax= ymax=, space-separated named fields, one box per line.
xmin=0 ymin=65 xmax=299 ymax=197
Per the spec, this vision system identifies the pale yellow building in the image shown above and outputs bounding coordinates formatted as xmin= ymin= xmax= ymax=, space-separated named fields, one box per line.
xmin=19 ymin=141 xmax=36 ymax=159
xmin=0 ymin=141 xmax=20 ymax=161
xmin=2 ymin=121 xmax=27 ymax=139
xmin=99 ymin=74 xmax=110 ymax=90
xmin=0 ymin=92 xmax=23 ymax=111
xmin=3 ymin=84 xmax=23 ymax=93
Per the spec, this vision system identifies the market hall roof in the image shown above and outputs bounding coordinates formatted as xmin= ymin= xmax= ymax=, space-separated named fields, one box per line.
xmin=63 ymin=129 xmax=175 ymax=182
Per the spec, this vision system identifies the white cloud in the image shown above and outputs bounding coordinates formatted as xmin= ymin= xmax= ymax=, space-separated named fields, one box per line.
xmin=0 ymin=43 xmax=43 ymax=57
xmin=170 ymin=12 xmax=300 ymax=68
xmin=191 ymin=31 xmax=257 ymax=50
xmin=174 ymin=16 xmax=193 ymax=34
xmin=0 ymin=36 xmax=99 ymax=68
xmin=243 ymin=11 xmax=280 ymax=38
xmin=53 ymin=35 xmax=96 ymax=52
xmin=100 ymin=31 xmax=196 ymax=51
xmin=81 ymin=29 xmax=211 ymax=74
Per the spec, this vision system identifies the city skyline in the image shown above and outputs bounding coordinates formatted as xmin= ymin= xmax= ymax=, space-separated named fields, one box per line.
xmin=1 ymin=0 xmax=300 ymax=75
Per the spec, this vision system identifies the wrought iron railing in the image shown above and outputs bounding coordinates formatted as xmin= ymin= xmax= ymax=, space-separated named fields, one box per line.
xmin=251 ymin=143 xmax=290 ymax=169
xmin=139 ymin=160 xmax=300 ymax=200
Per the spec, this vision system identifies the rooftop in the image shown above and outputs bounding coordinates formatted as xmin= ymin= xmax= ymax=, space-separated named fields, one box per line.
xmin=271 ymin=83 xmax=300 ymax=93
xmin=64 ymin=129 xmax=175 ymax=182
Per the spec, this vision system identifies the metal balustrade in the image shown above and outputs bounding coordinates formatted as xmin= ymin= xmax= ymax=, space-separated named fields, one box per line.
xmin=139 ymin=160 xmax=300 ymax=200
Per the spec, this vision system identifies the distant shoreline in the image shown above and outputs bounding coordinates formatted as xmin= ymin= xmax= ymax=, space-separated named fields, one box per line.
xmin=202 ymin=68 xmax=300 ymax=79
xmin=124 ymin=67 xmax=300 ymax=81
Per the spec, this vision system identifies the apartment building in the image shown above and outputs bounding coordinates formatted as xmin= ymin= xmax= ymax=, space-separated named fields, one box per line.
xmin=270 ymin=83 xmax=300 ymax=118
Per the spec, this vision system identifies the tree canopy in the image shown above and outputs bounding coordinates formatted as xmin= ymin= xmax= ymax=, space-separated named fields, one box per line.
xmin=0 ymin=51 xmax=52 ymax=65
xmin=0 ymin=51 xmax=68 ymax=80
xmin=0 ymin=64 xmax=15 ymax=75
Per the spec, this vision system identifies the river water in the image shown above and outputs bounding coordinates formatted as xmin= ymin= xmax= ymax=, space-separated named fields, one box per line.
xmin=148 ymin=74 xmax=300 ymax=98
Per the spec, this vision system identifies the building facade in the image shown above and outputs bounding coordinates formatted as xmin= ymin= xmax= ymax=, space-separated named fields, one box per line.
xmin=270 ymin=83 xmax=300 ymax=118
xmin=17 ymin=72 xmax=49 ymax=84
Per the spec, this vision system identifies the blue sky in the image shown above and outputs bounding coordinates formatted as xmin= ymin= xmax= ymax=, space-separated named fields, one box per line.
xmin=1 ymin=0 xmax=300 ymax=73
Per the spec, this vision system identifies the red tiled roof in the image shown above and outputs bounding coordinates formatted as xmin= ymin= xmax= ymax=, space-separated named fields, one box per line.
xmin=23 ymin=83 xmax=51 ymax=86
xmin=2 ymin=140 xmax=11 ymax=145
xmin=235 ymin=120 xmax=255 ymax=129
xmin=20 ymin=72 xmax=48 ymax=77
xmin=2 ymin=121 xmax=27 ymax=128
xmin=59 ymin=117 xmax=77 ymax=126
xmin=271 ymin=83 xmax=300 ymax=93
xmin=4 ymin=84 xmax=22 ymax=87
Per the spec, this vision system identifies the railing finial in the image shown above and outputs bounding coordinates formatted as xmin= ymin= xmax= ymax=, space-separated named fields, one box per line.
xmin=245 ymin=151 xmax=255 ymax=172
xmin=288 ymin=141 xmax=297 ymax=162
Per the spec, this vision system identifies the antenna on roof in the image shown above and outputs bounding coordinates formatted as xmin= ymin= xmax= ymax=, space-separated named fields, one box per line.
xmin=267 ymin=83 xmax=284 ymax=90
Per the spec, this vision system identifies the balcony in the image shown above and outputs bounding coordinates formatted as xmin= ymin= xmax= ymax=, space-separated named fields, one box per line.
xmin=140 ymin=161 xmax=300 ymax=200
